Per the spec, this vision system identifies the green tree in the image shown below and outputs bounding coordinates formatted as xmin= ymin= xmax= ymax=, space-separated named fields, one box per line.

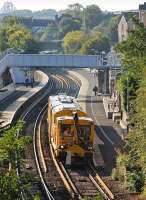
xmin=0 ymin=16 xmax=40 ymax=53
xmin=115 ymin=22 xmax=146 ymax=193
xmin=125 ymin=170 xmax=145 ymax=192
xmin=107 ymin=16 xmax=119 ymax=43
xmin=0 ymin=121 xmax=32 ymax=199
xmin=63 ymin=30 xmax=86 ymax=53
xmin=0 ymin=26 xmax=9 ymax=51
xmin=58 ymin=14 xmax=82 ymax=38
xmin=8 ymin=25 xmax=31 ymax=49
xmin=91 ymin=26 xmax=106 ymax=37
xmin=67 ymin=3 xmax=83 ymax=18
xmin=0 ymin=170 xmax=22 ymax=200
xmin=40 ymin=24 xmax=59 ymax=41
xmin=90 ymin=29 xmax=102 ymax=39
xmin=115 ymin=23 xmax=146 ymax=112
xmin=80 ymin=35 xmax=110 ymax=55
xmin=33 ymin=193 xmax=41 ymax=200
xmin=85 ymin=5 xmax=102 ymax=29
xmin=0 ymin=169 xmax=33 ymax=200
xmin=0 ymin=120 xmax=31 ymax=169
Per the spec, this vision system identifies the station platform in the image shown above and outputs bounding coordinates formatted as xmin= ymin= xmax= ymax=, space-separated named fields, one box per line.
xmin=69 ymin=70 xmax=105 ymax=167
xmin=103 ymin=96 xmax=121 ymax=121
xmin=0 ymin=71 xmax=48 ymax=127
xmin=69 ymin=70 xmax=123 ymax=173
xmin=0 ymin=83 xmax=15 ymax=102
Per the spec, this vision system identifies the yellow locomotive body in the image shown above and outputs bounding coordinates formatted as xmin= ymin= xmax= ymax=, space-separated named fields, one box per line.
xmin=48 ymin=94 xmax=94 ymax=163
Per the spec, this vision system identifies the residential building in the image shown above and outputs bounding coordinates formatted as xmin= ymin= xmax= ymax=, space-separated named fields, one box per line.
xmin=139 ymin=2 xmax=146 ymax=26
xmin=117 ymin=13 xmax=137 ymax=42
xmin=0 ymin=1 xmax=16 ymax=14
xmin=118 ymin=3 xmax=146 ymax=43
xmin=118 ymin=15 xmax=128 ymax=42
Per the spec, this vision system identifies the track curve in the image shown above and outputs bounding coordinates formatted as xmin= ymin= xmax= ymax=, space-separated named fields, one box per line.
xmin=33 ymin=71 xmax=114 ymax=200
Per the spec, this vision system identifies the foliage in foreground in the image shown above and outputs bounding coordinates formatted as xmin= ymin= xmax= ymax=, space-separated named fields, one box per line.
xmin=82 ymin=192 xmax=103 ymax=200
xmin=0 ymin=121 xmax=33 ymax=199
xmin=114 ymin=21 xmax=146 ymax=195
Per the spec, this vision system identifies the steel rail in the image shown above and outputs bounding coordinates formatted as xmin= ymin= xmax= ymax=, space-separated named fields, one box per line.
xmin=32 ymin=71 xmax=114 ymax=200
xmin=32 ymin=74 xmax=69 ymax=199
xmin=17 ymin=75 xmax=54 ymax=200
xmin=32 ymin=73 xmax=81 ymax=199
xmin=34 ymin=104 xmax=55 ymax=200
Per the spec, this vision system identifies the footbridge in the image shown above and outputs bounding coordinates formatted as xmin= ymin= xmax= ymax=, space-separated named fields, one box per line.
xmin=0 ymin=53 xmax=121 ymax=85
xmin=0 ymin=53 xmax=121 ymax=69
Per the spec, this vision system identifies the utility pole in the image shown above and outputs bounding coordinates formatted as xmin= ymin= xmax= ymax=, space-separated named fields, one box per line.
xmin=81 ymin=7 xmax=86 ymax=32
xmin=126 ymin=76 xmax=129 ymax=113
xmin=101 ymin=51 xmax=107 ymax=94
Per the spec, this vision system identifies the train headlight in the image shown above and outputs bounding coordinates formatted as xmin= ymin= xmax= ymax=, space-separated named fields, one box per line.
xmin=88 ymin=146 xmax=93 ymax=151
xmin=60 ymin=145 xmax=64 ymax=149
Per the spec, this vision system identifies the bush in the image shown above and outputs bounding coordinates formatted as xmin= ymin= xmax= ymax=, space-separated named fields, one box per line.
xmin=111 ymin=168 xmax=119 ymax=181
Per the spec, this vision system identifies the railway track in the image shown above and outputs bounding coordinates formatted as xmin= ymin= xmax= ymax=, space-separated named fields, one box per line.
xmin=62 ymin=164 xmax=114 ymax=199
xmin=34 ymin=105 xmax=115 ymax=200
xmin=33 ymin=73 xmax=75 ymax=199
xmin=19 ymin=75 xmax=55 ymax=199
xmin=22 ymin=71 xmax=81 ymax=199
xmin=13 ymin=74 xmax=65 ymax=199
xmin=33 ymin=72 xmax=115 ymax=200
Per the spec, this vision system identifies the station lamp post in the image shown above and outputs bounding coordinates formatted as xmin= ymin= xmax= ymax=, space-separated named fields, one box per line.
xmin=90 ymin=49 xmax=99 ymax=87
xmin=101 ymin=51 xmax=108 ymax=94
xmin=108 ymin=50 xmax=115 ymax=96
xmin=108 ymin=49 xmax=121 ymax=96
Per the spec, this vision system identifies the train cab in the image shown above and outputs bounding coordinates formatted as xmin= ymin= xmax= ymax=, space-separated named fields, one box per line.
xmin=48 ymin=94 xmax=94 ymax=164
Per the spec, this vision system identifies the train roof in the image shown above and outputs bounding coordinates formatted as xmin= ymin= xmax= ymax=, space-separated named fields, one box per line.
xmin=49 ymin=94 xmax=84 ymax=113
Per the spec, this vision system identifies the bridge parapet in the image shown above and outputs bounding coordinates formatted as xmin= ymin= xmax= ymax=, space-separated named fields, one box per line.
xmin=0 ymin=53 xmax=121 ymax=81
xmin=6 ymin=54 xmax=101 ymax=68
xmin=0 ymin=53 xmax=121 ymax=69
xmin=0 ymin=52 xmax=121 ymax=84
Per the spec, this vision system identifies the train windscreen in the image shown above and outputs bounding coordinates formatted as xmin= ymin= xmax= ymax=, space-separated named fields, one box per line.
xmin=61 ymin=124 xmax=91 ymax=139
xmin=76 ymin=125 xmax=90 ymax=139
xmin=61 ymin=124 xmax=73 ymax=137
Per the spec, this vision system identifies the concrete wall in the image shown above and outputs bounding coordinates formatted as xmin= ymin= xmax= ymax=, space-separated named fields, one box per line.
xmin=98 ymin=69 xmax=109 ymax=94
xmin=9 ymin=68 xmax=26 ymax=83
xmin=0 ymin=77 xmax=3 ymax=88
xmin=9 ymin=67 xmax=37 ymax=84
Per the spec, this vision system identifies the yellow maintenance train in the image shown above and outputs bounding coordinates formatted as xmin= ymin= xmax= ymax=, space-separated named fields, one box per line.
xmin=48 ymin=94 xmax=94 ymax=164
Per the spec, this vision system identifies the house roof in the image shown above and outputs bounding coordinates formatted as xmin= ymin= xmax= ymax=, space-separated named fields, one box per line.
xmin=121 ymin=12 xmax=138 ymax=21
xmin=118 ymin=11 xmax=138 ymax=26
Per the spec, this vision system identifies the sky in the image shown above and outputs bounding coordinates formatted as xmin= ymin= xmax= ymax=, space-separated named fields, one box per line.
xmin=0 ymin=0 xmax=145 ymax=11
